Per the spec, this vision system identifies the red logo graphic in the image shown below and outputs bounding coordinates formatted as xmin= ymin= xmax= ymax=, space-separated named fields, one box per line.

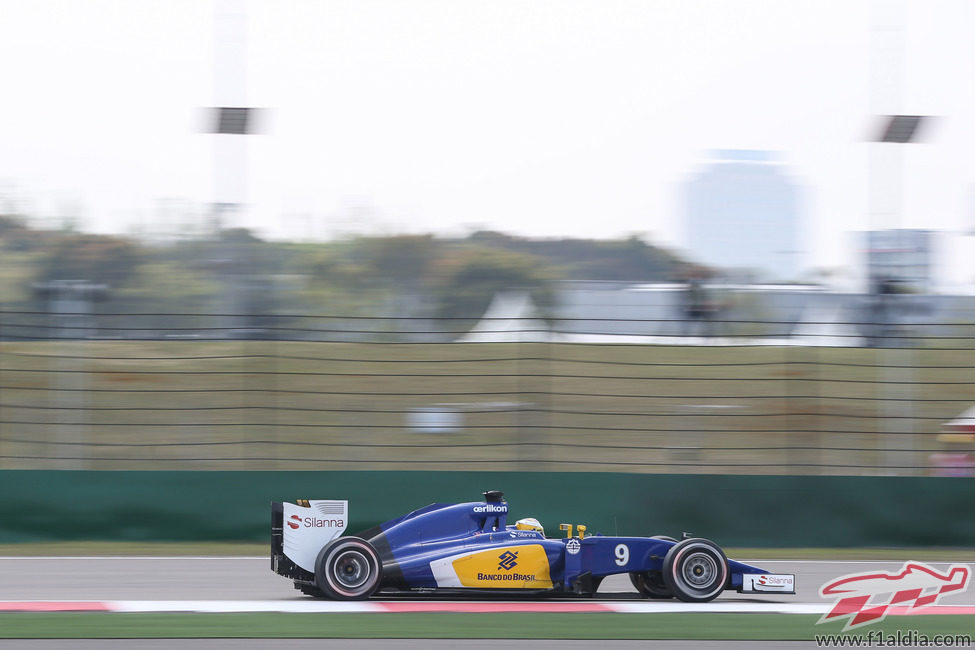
xmin=287 ymin=515 xmax=301 ymax=530
xmin=819 ymin=561 xmax=970 ymax=630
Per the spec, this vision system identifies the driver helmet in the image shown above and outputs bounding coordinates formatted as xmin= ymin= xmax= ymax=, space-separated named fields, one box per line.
xmin=515 ymin=517 xmax=544 ymax=535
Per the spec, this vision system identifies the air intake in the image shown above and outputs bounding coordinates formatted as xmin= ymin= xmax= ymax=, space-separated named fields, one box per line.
xmin=483 ymin=490 xmax=504 ymax=503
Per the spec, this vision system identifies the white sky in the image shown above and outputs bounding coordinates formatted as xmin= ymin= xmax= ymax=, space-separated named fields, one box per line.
xmin=1 ymin=0 xmax=974 ymax=287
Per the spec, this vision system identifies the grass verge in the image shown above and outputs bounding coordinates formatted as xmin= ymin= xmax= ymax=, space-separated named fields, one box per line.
xmin=1 ymin=613 xmax=974 ymax=640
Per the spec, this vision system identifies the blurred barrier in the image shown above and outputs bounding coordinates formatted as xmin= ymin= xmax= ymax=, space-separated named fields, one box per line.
xmin=2 ymin=470 xmax=975 ymax=547
xmin=1 ymin=311 xmax=974 ymax=475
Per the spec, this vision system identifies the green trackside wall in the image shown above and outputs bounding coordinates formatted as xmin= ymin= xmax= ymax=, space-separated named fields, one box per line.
xmin=1 ymin=471 xmax=973 ymax=547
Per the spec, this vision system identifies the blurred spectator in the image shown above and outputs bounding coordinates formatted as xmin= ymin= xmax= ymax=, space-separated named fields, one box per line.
xmin=866 ymin=275 xmax=900 ymax=347
xmin=680 ymin=272 xmax=720 ymax=337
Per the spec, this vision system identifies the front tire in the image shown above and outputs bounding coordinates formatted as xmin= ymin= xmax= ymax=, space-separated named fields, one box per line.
xmin=661 ymin=538 xmax=728 ymax=603
xmin=629 ymin=570 xmax=672 ymax=598
xmin=630 ymin=535 xmax=677 ymax=599
xmin=314 ymin=537 xmax=383 ymax=600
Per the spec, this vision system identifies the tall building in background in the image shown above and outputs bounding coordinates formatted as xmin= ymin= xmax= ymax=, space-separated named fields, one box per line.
xmin=682 ymin=150 xmax=801 ymax=281
xmin=863 ymin=229 xmax=933 ymax=293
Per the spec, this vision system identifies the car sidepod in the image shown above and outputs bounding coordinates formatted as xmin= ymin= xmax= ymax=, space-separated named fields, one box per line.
xmin=369 ymin=529 xmax=565 ymax=591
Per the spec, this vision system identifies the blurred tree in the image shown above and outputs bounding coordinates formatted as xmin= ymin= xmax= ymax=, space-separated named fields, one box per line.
xmin=360 ymin=234 xmax=437 ymax=287
xmin=463 ymin=231 xmax=684 ymax=281
xmin=290 ymin=235 xmax=440 ymax=316
xmin=434 ymin=248 xmax=558 ymax=319
xmin=307 ymin=246 xmax=372 ymax=291
xmin=0 ymin=214 xmax=25 ymax=235
xmin=0 ymin=214 xmax=45 ymax=252
xmin=36 ymin=233 xmax=146 ymax=289
xmin=119 ymin=260 xmax=222 ymax=314
xmin=1 ymin=214 xmax=695 ymax=326
xmin=218 ymin=227 xmax=264 ymax=245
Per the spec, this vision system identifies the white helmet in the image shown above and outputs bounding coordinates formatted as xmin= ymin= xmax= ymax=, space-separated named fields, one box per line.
xmin=515 ymin=517 xmax=544 ymax=535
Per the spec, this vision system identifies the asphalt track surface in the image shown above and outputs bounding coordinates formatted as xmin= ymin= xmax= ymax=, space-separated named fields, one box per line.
xmin=3 ymin=556 xmax=974 ymax=604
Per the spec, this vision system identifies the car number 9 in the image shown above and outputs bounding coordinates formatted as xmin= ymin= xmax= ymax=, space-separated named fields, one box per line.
xmin=614 ymin=543 xmax=629 ymax=566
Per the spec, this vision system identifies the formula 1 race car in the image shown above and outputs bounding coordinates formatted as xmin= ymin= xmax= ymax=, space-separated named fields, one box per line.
xmin=270 ymin=491 xmax=795 ymax=601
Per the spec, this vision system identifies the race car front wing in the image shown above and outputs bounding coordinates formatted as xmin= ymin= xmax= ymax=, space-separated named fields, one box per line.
xmin=739 ymin=573 xmax=797 ymax=595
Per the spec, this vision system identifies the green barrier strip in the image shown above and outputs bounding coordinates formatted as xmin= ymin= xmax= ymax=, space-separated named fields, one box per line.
xmin=3 ymin=470 xmax=975 ymax=546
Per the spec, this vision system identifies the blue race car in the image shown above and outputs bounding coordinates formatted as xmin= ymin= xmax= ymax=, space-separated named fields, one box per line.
xmin=270 ymin=490 xmax=795 ymax=602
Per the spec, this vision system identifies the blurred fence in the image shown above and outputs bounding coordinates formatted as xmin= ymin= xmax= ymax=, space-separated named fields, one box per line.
xmin=1 ymin=311 xmax=974 ymax=475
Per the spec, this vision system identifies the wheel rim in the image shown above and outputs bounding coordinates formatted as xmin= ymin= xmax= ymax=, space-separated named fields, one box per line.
xmin=331 ymin=549 xmax=371 ymax=590
xmin=681 ymin=551 xmax=718 ymax=589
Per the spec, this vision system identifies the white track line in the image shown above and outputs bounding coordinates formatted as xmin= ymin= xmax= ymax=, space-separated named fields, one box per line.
xmin=4 ymin=600 xmax=827 ymax=614
xmin=609 ymin=602 xmax=828 ymax=614
xmin=109 ymin=600 xmax=383 ymax=613
xmin=8 ymin=600 xmax=975 ymax=615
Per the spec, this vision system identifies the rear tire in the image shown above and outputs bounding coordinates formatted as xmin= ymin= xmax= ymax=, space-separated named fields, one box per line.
xmin=661 ymin=538 xmax=728 ymax=603
xmin=314 ymin=537 xmax=383 ymax=600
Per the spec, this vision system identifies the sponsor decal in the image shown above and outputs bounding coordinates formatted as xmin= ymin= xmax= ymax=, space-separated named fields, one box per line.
xmin=473 ymin=504 xmax=508 ymax=514
xmin=477 ymin=572 xmax=538 ymax=582
xmin=566 ymin=539 xmax=581 ymax=555
xmin=446 ymin=544 xmax=553 ymax=589
xmin=301 ymin=517 xmax=345 ymax=528
xmin=818 ymin=561 xmax=971 ymax=631
xmin=285 ymin=512 xmax=345 ymax=530
xmin=498 ymin=550 xmax=519 ymax=571
xmin=743 ymin=574 xmax=794 ymax=590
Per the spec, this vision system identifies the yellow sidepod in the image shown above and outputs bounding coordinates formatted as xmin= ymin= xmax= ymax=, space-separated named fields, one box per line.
xmin=434 ymin=544 xmax=553 ymax=589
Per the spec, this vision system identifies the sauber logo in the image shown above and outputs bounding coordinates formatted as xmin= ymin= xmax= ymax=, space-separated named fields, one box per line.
xmin=287 ymin=515 xmax=301 ymax=530
xmin=498 ymin=550 xmax=519 ymax=571
xmin=819 ymin=561 xmax=971 ymax=631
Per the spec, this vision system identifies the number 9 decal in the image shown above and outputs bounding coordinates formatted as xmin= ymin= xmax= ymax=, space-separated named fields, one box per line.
xmin=614 ymin=543 xmax=629 ymax=566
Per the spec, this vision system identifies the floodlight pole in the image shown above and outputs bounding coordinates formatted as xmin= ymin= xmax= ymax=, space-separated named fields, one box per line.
xmin=867 ymin=0 xmax=935 ymax=477
xmin=209 ymin=0 xmax=256 ymax=338
xmin=211 ymin=0 xmax=251 ymax=232
xmin=210 ymin=0 xmax=268 ymax=468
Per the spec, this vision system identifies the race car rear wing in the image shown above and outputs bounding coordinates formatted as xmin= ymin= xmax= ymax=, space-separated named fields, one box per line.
xmin=271 ymin=500 xmax=348 ymax=576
